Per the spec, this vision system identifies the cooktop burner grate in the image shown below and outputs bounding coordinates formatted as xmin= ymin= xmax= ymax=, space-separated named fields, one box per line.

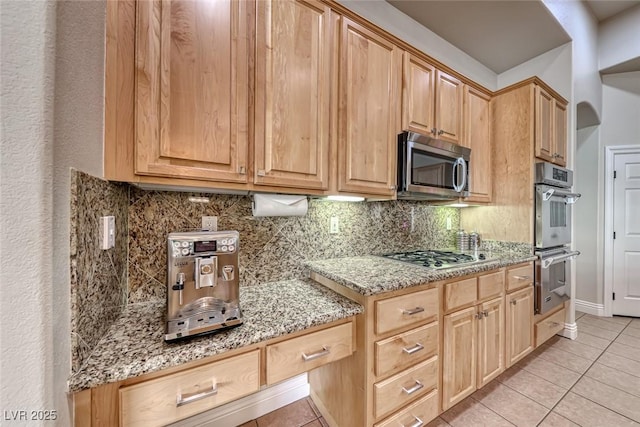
xmin=382 ymin=250 xmax=490 ymax=269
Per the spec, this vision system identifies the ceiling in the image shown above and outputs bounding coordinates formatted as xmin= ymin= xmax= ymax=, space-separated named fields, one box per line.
xmin=385 ymin=0 xmax=640 ymax=74
xmin=386 ymin=1 xmax=571 ymax=74
xmin=584 ymin=0 xmax=640 ymax=21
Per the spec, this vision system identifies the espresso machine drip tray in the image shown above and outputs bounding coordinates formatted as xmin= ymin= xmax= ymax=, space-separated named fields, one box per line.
xmin=166 ymin=298 xmax=243 ymax=341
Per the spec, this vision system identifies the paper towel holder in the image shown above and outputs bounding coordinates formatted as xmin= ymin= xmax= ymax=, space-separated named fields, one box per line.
xmin=251 ymin=193 xmax=309 ymax=217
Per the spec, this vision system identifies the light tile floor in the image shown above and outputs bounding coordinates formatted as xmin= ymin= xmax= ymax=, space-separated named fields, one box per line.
xmin=239 ymin=312 xmax=640 ymax=426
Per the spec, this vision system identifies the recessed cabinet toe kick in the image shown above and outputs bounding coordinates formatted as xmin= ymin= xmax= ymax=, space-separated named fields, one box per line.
xmin=309 ymin=263 xmax=534 ymax=427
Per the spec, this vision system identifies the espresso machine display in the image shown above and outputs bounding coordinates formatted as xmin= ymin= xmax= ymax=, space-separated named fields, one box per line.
xmin=165 ymin=230 xmax=243 ymax=341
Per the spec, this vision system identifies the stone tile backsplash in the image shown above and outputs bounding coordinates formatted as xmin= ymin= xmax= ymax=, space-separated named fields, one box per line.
xmin=70 ymin=170 xmax=128 ymax=373
xmin=127 ymin=188 xmax=460 ymax=302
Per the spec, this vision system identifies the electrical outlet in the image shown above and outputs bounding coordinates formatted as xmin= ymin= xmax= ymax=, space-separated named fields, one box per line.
xmin=446 ymin=217 xmax=452 ymax=230
xmin=330 ymin=216 xmax=340 ymax=234
xmin=202 ymin=216 xmax=217 ymax=231
xmin=100 ymin=216 xmax=115 ymax=250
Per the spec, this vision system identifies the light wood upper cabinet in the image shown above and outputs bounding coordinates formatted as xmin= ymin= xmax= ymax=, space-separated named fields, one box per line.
xmin=401 ymin=54 xmax=463 ymax=145
xmin=462 ymin=86 xmax=492 ymax=203
xmin=534 ymin=85 xmax=554 ymax=163
xmin=337 ymin=17 xmax=401 ymax=196
xmin=402 ymin=53 xmax=436 ymax=135
xmin=535 ymin=85 xmax=567 ymax=167
xmin=435 ymin=71 xmax=464 ymax=144
xmin=553 ymin=101 xmax=567 ymax=167
xmin=135 ymin=0 xmax=249 ymax=183
xmin=254 ymin=0 xmax=332 ymax=190
xmin=506 ymin=285 xmax=534 ymax=367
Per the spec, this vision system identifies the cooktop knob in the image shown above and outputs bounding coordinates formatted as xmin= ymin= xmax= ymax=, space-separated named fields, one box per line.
xmin=479 ymin=253 xmax=486 ymax=260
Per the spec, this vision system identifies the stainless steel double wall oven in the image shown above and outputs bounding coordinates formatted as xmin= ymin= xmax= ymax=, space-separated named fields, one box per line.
xmin=534 ymin=162 xmax=581 ymax=314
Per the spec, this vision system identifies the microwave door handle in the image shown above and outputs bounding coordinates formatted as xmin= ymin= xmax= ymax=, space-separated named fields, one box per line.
xmin=459 ymin=158 xmax=467 ymax=192
xmin=541 ymin=250 xmax=581 ymax=269
xmin=452 ymin=158 xmax=464 ymax=192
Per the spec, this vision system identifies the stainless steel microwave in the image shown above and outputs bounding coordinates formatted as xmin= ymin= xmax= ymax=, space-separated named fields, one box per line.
xmin=396 ymin=131 xmax=471 ymax=200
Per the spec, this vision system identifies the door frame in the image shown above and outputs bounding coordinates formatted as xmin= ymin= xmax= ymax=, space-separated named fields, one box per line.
xmin=603 ymin=145 xmax=640 ymax=317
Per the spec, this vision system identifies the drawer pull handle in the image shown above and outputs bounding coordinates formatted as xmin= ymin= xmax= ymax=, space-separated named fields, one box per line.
xmin=402 ymin=416 xmax=424 ymax=427
xmin=402 ymin=307 xmax=425 ymax=316
xmin=402 ymin=343 xmax=424 ymax=355
xmin=513 ymin=275 xmax=531 ymax=280
xmin=302 ymin=346 xmax=330 ymax=362
xmin=549 ymin=321 xmax=560 ymax=327
xmin=176 ymin=381 xmax=218 ymax=407
xmin=401 ymin=380 xmax=424 ymax=395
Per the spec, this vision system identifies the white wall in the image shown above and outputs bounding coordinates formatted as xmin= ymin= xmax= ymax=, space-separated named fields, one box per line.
xmin=600 ymin=72 xmax=640 ymax=145
xmin=575 ymin=125 xmax=601 ymax=304
xmin=497 ymin=43 xmax=573 ymax=100
xmin=0 ymin=1 xmax=105 ymax=425
xmin=599 ymin=4 xmax=640 ymax=72
xmin=544 ymin=0 xmax=602 ymax=119
xmin=336 ymin=0 xmax=497 ymax=90
xmin=1 ymin=1 xmax=57 ymax=425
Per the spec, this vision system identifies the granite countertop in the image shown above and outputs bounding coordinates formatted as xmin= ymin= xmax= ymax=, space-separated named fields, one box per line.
xmin=306 ymin=252 xmax=537 ymax=296
xmin=67 ymin=279 xmax=363 ymax=392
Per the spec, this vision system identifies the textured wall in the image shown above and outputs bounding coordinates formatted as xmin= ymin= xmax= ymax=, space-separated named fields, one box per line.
xmin=127 ymin=188 xmax=460 ymax=302
xmin=0 ymin=0 xmax=57 ymax=423
xmin=70 ymin=171 xmax=128 ymax=374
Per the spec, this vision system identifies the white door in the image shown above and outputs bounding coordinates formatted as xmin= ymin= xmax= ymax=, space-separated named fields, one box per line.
xmin=613 ymin=152 xmax=640 ymax=316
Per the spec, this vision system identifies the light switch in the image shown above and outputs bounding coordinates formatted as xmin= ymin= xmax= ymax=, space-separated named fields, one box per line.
xmin=100 ymin=216 xmax=115 ymax=250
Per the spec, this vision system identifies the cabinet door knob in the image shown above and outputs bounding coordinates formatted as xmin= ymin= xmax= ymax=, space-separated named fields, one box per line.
xmin=511 ymin=299 xmax=517 ymax=305
xmin=238 ymin=166 xmax=246 ymax=175
xmin=257 ymin=169 xmax=266 ymax=177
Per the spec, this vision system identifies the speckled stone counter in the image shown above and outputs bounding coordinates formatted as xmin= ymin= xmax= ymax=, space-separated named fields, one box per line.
xmin=67 ymin=279 xmax=362 ymax=392
xmin=305 ymin=252 xmax=537 ymax=296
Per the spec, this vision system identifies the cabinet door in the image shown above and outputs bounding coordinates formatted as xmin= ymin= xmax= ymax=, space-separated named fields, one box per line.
xmin=442 ymin=306 xmax=477 ymax=410
xmin=135 ymin=0 xmax=249 ymax=183
xmin=338 ymin=17 xmax=401 ymax=196
xmin=254 ymin=0 xmax=331 ymax=189
xmin=463 ymin=86 xmax=492 ymax=203
xmin=477 ymin=297 xmax=504 ymax=388
xmin=435 ymin=71 xmax=463 ymax=144
xmin=402 ymin=52 xmax=436 ymax=135
xmin=506 ymin=286 xmax=534 ymax=367
xmin=534 ymin=85 xmax=553 ymax=162
xmin=553 ymin=101 xmax=567 ymax=167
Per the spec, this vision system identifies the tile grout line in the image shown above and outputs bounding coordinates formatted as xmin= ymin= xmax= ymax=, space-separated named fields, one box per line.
xmin=536 ymin=317 xmax=638 ymax=426
xmin=466 ymin=395 xmax=517 ymax=426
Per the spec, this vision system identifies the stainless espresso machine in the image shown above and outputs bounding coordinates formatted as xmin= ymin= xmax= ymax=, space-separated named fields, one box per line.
xmin=165 ymin=230 xmax=243 ymax=341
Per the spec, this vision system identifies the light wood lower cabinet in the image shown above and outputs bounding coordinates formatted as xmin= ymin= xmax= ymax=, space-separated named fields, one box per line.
xmin=442 ymin=306 xmax=477 ymax=409
xmin=374 ymin=389 xmax=439 ymax=427
xmin=535 ymin=306 xmax=566 ymax=347
xmin=266 ymin=322 xmax=353 ymax=384
xmin=506 ymin=285 xmax=534 ymax=367
xmin=75 ymin=318 xmax=355 ymax=426
xmin=120 ymin=350 xmax=260 ymax=427
xmin=442 ymin=272 xmax=505 ymax=411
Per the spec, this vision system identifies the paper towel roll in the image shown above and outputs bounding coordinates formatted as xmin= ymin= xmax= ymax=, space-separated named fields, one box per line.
xmin=252 ymin=193 xmax=308 ymax=217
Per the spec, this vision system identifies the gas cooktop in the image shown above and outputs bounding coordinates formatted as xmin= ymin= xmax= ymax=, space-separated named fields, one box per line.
xmin=382 ymin=250 xmax=495 ymax=269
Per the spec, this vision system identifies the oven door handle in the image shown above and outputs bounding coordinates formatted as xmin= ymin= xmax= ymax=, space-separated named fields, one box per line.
xmin=541 ymin=250 xmax=581 ymax=269
xmin=542 ymin=188 xmax=582 ymax=204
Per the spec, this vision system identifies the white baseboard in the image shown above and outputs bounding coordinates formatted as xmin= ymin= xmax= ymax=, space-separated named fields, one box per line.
xmin=168 ymin=374 xmax=310 ymax=427
xmin=561 ymin=322 xmax=578 ymax=340
xmin=575 ymin=299 xmax=605 ymax=317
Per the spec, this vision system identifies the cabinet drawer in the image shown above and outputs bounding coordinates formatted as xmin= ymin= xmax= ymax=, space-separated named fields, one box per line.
xmin=266 ymin=322 xmax=353 ymax=385
xmin=374 ymin=389 xmax=439 ymax=427
xmin=507 ymin=263 xmax=534 ymax=291
xmin=373 ymin=356 xmax=438 ymax=419
xmin=445 ymin=277 xmax=478 ymax=312
xmin=478 ymin=270 xmax=504 ymax=300
xmin=375 ymin=322 xmax=438 ymax=378
xmin=535 ymin=308 xmax=565 ymax=347
xmin=119 ymin=350 xmax=260 ymax=427
xmin=375 ymin=288 xmax=438 ymax=335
